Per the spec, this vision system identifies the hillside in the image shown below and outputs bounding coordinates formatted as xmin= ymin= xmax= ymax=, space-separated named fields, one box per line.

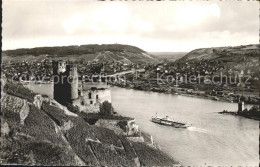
xmin=0 ymin=78 xmax=179 ymax=166
xmin=179 ymin=44 xmax=259 ymax=62
xmin=2 ymin=44 xmax=159 ymax=64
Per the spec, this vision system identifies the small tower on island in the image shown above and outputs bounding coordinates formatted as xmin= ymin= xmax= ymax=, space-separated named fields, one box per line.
xmin=52 ymin=60 xmax=78 ymax=105
xmin=238 ymin=98 xmax=244 ymax=112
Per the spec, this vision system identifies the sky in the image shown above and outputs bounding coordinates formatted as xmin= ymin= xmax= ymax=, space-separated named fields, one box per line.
xmin=2 ymin=0 xmax=259 ymax=52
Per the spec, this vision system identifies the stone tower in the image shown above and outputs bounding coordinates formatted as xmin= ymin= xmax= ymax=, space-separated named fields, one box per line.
xmin=52 ymin=60 xmax=78 ymax=105
xmin=238 ymin=99 xmax=244 ymax=112
xmin=70 ymin=65 xmax=79 ymax=100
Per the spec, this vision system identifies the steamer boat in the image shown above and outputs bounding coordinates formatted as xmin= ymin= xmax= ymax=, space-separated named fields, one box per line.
xmin=151 ymin=115 xmax=189 ymax=128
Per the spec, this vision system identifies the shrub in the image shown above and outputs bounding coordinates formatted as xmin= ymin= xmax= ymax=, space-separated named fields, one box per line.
xmin=99 ymin=101 xmax=113 ymax=115
xmin=240 ymin=95 xmax=248 ymax=102
xmin=249 ymin=105 xmax=260 ymax=113
xmin=117 ymin=120 xmax=128 ymax=132
xmin=65 ymin=102 xmax=80 ymax=114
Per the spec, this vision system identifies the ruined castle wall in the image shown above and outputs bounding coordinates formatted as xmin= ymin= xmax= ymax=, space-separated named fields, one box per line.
xmin=72 ymin=98 xmax=100 ymax=113
xmin=72 ymin=89 xmax=111 ymax=113
xmin=82 ymin=89 xmax=111 ymax=105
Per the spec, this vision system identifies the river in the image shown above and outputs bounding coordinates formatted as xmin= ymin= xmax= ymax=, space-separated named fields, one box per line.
xmin=25 ymin=83 xmax=258 ymax=166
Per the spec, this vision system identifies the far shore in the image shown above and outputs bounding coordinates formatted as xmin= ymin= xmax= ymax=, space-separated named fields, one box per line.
xmin=109 ymin=84 xmax=246 ymax=104
xmin=20 ymin=80 xmax=256 ymax=105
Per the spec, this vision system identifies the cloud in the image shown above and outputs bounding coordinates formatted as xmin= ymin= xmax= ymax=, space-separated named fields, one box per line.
xmin=62 ymin=13 xmax=84 ymax=34
xmin=172 ymin=3 xmax=221 ymax=30
xmin=2 ymin=1 xmax=259 ymax=52
xmin=87 ymin=2 xmax=131 ymax=33
xmin=166 ymin=25 xmax=177 ymax=31
xmin=130 ymin=15 xmax=155 ymax=34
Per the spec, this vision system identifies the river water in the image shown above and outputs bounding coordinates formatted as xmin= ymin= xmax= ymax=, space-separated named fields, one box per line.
xmin=25 ymin=83 xmax=259 ymax=166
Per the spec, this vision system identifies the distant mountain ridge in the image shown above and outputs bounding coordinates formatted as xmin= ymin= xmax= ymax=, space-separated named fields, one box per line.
xmin=2 ymin=44 xmax=158 ymax=64
xmin=4 ymin=44 xmax=258 ymax=65
xmin=148 ymin=52 xmax=187 ymax=62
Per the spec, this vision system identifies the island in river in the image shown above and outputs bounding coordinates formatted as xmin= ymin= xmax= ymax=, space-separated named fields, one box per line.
xmin=219 ymin=105 xmax=260 ymax=121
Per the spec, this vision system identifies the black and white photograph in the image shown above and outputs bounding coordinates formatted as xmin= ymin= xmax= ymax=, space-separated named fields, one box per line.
xmin=1 ymin=0 xmax=259 ymax=166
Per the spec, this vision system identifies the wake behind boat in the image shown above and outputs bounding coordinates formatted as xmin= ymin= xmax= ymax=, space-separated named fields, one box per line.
xmin=151 ymin=115 xmax=189 ymax=128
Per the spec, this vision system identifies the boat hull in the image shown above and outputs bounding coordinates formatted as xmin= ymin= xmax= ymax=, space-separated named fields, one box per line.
xmin=151 ymin=118 xmax=189 ymax=128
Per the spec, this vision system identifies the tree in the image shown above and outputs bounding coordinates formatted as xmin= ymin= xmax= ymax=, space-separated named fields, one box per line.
xmin=125 ymin=74 xmax=134 ymax=82
xmin=65 ymin=102 xmax=80 ymax=114
xmin=99 ymin=101 xmax=113 ymax=115
xmin=240 ymin=95 xmax=248 ymax=102
xmin=249 ymin=105 xmax=259 ymax=113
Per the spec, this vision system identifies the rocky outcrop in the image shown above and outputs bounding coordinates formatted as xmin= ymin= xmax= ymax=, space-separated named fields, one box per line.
xmin=1 ymin=94 xmax=83 ymax=165
xmin=60 ymin=120 xmax=74 ymax=131
xmin=49 ymin=99 xmax=78 ymax=117
xmin=1 ymin=121 xmax=10 ymax=136
xmin=127 ymin=136 xmax=145 ymax=143
xmin=125 ymin=119 xmax=139 ymax=136
xmin=33 ymin=95 xmax=43 ymax=110
xmin=95 ymin=118 xmax=139 ymax=136
xmin=1 ymin=94 xmax=30 ymax=125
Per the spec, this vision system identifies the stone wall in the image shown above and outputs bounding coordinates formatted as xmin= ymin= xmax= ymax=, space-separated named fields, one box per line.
xmin=73 ymin=88 xmax=111 ymax=113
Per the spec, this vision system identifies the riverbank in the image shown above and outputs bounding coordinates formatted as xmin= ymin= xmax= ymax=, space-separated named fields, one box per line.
xmin=109 ymin=83 xmax=239 ymax=104
xmin=21 ymin=79 xmax=258 ymax=105
xmin=177 ymin=92 xmax=234 ymax=103
xmin=219 ymin=110 xmax=260 ymax=121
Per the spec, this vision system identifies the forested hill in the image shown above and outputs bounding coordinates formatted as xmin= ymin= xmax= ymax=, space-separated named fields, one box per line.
xmin=2 ymin=44 xmax=158 ymax=64
xmin=3 ymin=44 xmax=145 ymax=56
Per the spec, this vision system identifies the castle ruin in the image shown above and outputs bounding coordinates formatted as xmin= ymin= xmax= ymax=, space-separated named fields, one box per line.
xmin=52 ymin=60 xmax=111 ymax=112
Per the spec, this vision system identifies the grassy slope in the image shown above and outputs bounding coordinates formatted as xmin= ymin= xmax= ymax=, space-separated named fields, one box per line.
xmin=1 ymin=84 xmax=78 ymax=165
xmin=180 ymin=44 xmax=259 ymax=62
